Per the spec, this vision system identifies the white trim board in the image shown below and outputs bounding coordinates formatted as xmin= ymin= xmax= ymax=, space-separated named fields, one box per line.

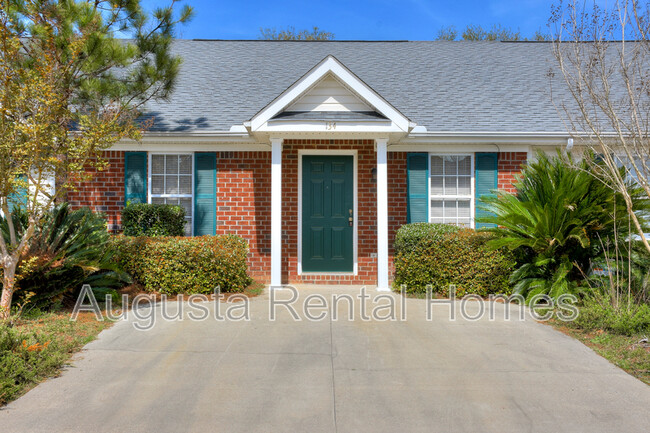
xmin=297 ymin=149 xmax=359 ymax=276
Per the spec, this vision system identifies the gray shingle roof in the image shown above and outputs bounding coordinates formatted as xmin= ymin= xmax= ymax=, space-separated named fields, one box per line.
xmin=142 ymin=40 xmax=566 ymax=133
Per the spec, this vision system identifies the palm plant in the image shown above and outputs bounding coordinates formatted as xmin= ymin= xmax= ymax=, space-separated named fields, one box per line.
xmin=1 ymin=204 xmax=130 ymax=310
xmin=479 ymin=151 xmax=643 ymax=300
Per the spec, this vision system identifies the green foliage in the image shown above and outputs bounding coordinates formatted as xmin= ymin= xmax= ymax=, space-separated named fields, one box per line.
xmin=480 ymin=151 xmax=645 ymax=300
xmin=393 ymin=222 xmax=460 ymax=253
xmin=571 ymin=293 xmax=650 ymax=336
xmin=122 ymin=203 xmax=185 ymax=237
xmin=259 ymin=26 xmax=334 ymax=40
xmin=2 ymin=204 xmax=130 ymax=309
xmin=3 ymin=0 xmax=194 ymax=110
xmin=111 ymin=235 xmax=252 ymax=294
xmin=0 ymin=312 xmax=109 ymax=405
xmin=393 ymin=223 xmax=515 ymax=297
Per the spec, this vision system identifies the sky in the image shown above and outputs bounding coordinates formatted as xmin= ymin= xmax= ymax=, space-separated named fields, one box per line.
xmin=142 ymin=0 xmax=560 ymax=40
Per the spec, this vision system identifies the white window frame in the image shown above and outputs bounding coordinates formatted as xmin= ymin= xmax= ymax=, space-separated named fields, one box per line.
xmin=148 ymin=152 xmax=195 ymax=236
xmin=428 ymin=153 xmax=475 ymax=228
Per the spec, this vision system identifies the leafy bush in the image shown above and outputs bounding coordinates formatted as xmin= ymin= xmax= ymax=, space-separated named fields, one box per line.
xmin=111 ymin=235 xmax=251 ymax=294
xmin=393 ymin=222 xmax=460 ymax=252
xmin=393 ymin=223 xmax=515 ymax=297
xmin=480 ymin=151 xmax=647 ymax=300
xmin=121 ymin=203 xmax=185 ymax=237
xmin=2 ymin=204 xmax=130 ymax=310
xmin=571 ymin=293 xmax=650 ymax=336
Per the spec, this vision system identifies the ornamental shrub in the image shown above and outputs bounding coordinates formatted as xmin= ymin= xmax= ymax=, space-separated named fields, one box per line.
xmin=3 ymin=204 xmax=130 ymax=310
xmin=111 ymin=235 xmax=251 ymax=294
xmin=121 ymin=203 xmax=185 ymax=237
xmin=393 ymin=223 xmax=515 ymax=297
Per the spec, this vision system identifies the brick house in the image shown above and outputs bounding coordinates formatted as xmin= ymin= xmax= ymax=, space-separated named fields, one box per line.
xmin=68 ymin=40 xmax=572 ymax=289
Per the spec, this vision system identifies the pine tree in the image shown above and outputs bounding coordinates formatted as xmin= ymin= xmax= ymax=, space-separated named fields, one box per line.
xmin=0 ymin=0 xmax=193 ymax=319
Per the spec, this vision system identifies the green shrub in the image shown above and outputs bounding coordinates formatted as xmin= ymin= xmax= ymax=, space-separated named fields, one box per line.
xmin=571 ymin=293 xmax=650 ymax=336
xmin=393 ymin=222 xmax=460 ymax=253
xmin=3 ymin=204 xmax=130 ymax=310
xmin=393 ymin=223 xmax=515 ymax=297
xmin=121 ymin=203 xmax=185 ymax=237
xmin=111 ymin=235 xmax=251 ymax=294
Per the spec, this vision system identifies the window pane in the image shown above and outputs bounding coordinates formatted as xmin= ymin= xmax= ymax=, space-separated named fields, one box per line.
xmin=151 ymin=197 xmax=164 ymax=205
xmin=152 ymin=155 xmax=164 ymax=175
xmin=444 ymin=156 xmax=457 ymax=175
xmin=430 ymin=156 xmax=443 ymax=176
xmin=444 ymin=176 xmax=457 ymax=195
xmin=458 ymin=156 xmax=471 ymax=175
xmin=458 ymin=176 xmax=471 ymax=196
xmin=165 ymin=175 xmax=179 ymax=194
xmin=458 ymin=200 xmax=470 ymax=218
xmin=430 ymin=200 xmax=443 ymax=219
xmin=179 ymin=175 xmax=192 ymax=194
xmin=151 ymin=175 xmax=164 ymax=194
xmin=179 ymin=155 xmax=192 ymax=174
xmin=166 ymin=155 xmax=179 ymax=175
xmin=179 ymin=198 xmax=192 ymax=218
xmin=444 ymin=200 xmax=457 ymax=221
xmin=431 ymin=177 xmax=443 ymax=195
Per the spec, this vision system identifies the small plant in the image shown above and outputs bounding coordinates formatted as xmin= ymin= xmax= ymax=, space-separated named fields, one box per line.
xmin=121 ymin=203 xmax=186 ymax=237
xmin=571 ymin=292 xmax=650 ymax=336
xmin=1 ymin=312 xmax=110 ymax=405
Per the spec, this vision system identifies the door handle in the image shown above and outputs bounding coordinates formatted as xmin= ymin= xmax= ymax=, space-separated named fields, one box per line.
xmin=349 ymin=209 xmax=353 ymax=226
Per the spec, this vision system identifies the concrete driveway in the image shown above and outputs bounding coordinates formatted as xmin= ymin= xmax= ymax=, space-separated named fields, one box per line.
xmin=1 ymin=286 xmax=649 ymax=433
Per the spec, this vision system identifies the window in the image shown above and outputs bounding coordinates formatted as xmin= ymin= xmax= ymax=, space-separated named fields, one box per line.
xmin=429 ymin=154 xmax=473 ymax=227
xmin=149 ymin=154 xmax=193 ymax=236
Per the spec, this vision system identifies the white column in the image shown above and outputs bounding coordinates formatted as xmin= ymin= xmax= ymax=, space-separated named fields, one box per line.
xmin=270 ymin=138 xmax=283 ymax=287
xmin=375 ymin=138 xmax=390 ymax=291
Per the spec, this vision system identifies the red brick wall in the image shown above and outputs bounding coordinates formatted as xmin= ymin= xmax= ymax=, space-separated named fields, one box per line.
xmin=388 ymin=152 xmax=408 ymax=276
xmin=215 ymin=152 xmax=271 ymax=279
xmin=67 ymin=151 xmax=125 ymax=232
xmin=64 ymin=148 xmax=526 ymax=286
xmin=498 ymin=152 xmax=527 ymax=193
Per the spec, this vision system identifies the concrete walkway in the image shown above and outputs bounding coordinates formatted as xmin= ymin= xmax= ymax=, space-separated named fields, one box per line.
xmin=1 ymin=287 xmax=649 ymax=432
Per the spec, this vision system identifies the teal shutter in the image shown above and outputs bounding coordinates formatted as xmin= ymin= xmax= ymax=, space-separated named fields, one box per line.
xmin=8 ymin=174 xmax=28 ymax=212
xmin=475 ymin=152 xmax=498 ymax=228
xmin=125 ymin=152 xmax=147 ymax=205
xmin=194 ymin=152 xmax=216 ymax=236
xmin=407 ymin=153 xmax=429 ymax=223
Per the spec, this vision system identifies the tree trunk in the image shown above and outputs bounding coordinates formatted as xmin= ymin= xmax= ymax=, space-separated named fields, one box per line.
xmin=0 ymin=259 xmax=17 ymax=320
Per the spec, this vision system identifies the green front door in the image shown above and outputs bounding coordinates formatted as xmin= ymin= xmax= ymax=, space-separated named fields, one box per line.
xmin=302 ymin=155 xmax=354 ymax=272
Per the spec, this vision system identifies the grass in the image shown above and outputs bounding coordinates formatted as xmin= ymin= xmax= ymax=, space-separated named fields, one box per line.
xmin=0 ymin=311 xmax=111 ymax=406
xmin=551 ymin=322 xmax=650 ymax=385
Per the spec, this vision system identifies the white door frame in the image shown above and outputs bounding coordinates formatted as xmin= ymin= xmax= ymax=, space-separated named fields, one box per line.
xmin=297 ymin=149 xmax=358 ymax=275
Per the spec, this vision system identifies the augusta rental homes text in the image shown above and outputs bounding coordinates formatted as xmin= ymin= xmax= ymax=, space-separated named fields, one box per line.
xmin=66 ymin=40 xmax=571 ymax=289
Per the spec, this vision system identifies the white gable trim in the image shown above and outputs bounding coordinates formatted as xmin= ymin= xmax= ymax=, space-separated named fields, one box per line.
xmin=247 ymin=56 xmax=414 ymax=133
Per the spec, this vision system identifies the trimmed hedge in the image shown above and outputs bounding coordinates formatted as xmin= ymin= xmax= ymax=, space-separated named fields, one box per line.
xmin=393 ymin=223 xmax=515 ymax=297
xmin=111 ymin=235 xmax=251 ymax=294
xmin=122 ymin=203 xmax=185 ymax=237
